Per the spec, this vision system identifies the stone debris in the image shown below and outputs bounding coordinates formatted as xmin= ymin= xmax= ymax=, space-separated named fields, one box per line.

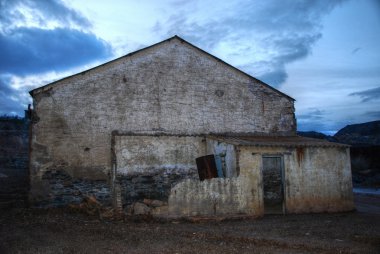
xmin=142 ymin=198 xmax=154 ymax=206
xmin=68 ymin=195 xmax=120 ymax=220
xmin=151 ymin=199 xmax=166 ymax=207
xmin=143 ymin=198 xmax=167 ymax=207
xmin=132 ymin=202 xmax=152 ymax=215
xmin=125 ymin=199 xmax=168 ymax=216
xmin=124 ymin=204 xmax=134 ymax=215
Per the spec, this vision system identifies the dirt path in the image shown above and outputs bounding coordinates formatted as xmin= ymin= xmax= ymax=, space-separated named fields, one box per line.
xmin=1 ymin=203 xmax=379 ymax=254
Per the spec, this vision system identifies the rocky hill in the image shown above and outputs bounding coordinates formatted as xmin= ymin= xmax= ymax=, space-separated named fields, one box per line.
xmin=334 ymin=120 xmax=380 ymax=146
xmin=298 ymin=120 xmax=380 ymax=146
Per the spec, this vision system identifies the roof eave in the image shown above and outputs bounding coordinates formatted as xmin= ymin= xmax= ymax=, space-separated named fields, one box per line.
xmin=29 ymin=35 xmax=181 ymax=97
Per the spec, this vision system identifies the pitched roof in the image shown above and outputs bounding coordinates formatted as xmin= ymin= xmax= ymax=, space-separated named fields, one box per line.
xmin=29 ymin=35 xmax=295 ymax=101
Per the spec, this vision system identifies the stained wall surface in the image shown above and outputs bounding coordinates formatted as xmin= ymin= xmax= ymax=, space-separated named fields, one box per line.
xmin=29 ymin=37 xmax=295 ymax=201
xmin=114 ymin=135 xmax=206 ymax=175
xmin=168 ymin=144 xmax=354 ymax=217
xmin=114 ymin=135 xmax=206 ymax=204
xmin=284 ymin=147 xmax=354 ymax=213
xmin=168 ymin=145 xmax=263 ymax=217
xmin=238 ymin=146 xmax=354 ymax=214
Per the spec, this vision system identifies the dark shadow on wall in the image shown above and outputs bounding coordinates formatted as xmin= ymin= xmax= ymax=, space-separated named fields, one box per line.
xmin=351 ymin=146 xmax=380 ymax=188
xmin=0 ymin=115 xmax=29 ymax=208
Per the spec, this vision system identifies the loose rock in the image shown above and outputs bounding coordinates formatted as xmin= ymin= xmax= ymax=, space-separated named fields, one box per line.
xmin=133 ymin=202 xmax=151 ymax=215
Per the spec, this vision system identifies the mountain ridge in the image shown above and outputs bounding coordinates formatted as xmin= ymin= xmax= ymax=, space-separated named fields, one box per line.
xmin=298 ymin=120 xmax=380 ymax=146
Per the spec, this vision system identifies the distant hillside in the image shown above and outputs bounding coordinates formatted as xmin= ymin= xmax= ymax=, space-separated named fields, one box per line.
xmin=298 ymin=120 xmax=380 ymax=146
xmin=297 ymin=131 xmax=337 ymax=142
xmin=334 ymin=120 xmax=380 ymax=146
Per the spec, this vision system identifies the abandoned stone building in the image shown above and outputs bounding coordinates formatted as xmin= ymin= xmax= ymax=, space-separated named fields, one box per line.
xmin=29 ymin=35 xmax=354 ymax=217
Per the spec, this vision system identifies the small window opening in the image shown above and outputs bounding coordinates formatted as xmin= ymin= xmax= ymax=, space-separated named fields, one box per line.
xmin=195 ymin=153 xmax=238 ymax=181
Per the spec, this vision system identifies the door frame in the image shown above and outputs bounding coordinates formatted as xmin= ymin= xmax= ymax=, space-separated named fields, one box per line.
xmin=261 ymin=154 xmax=286 ymax=215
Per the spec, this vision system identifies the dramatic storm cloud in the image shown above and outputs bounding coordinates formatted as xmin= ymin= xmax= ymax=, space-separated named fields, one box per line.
xmin=365 ymin=111 xmax=380 ymax=119
xmin=0 ymin=0 xmax=112 ymax=115
xmin=0 ymin=27 xmax=110 ymax=75
xmin=0 ymin=77 xmax=25 ymax=115
xmin=1 ymin=0 xmax=379 ymax=133
xmin=0 ymin=0 xmax=90 ymax=29
xmin=154 ymin=0 xmax=345 ymax=87
xmin=349 ymin=87 xmax=380 ymax=102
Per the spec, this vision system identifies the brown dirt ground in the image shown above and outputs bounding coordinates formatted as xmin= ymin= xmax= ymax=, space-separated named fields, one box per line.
xmin=1 ymin=194 xmax=379 ymax=254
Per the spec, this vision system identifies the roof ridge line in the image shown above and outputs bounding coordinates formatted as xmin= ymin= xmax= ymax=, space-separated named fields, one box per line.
xmin=29 ymin=35 xmax=294 ymax=101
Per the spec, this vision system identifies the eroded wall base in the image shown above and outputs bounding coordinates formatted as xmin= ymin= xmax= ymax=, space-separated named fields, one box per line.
xmin=113 ymin=136 xmax=354 ymax=218
xmin=118 ymin=170 xmax=198 ymax=205
xmin=113 ymin=136 xmax=263 ymax=218
xmin=30 ymin=170 xmax=111 ymax=207
xmin=168 ymin=177 xmax=260 ymax=217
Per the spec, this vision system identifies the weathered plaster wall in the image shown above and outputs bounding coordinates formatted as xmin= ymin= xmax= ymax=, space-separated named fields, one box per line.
xmin=115 ymin=135 xmax=206 ymax=175
xmin=114 ymin=135 xmax=205 ymax=204
xmin=285 ymin=147 xmax=354 ymax=213
xmin=30 ymin=37 xmax=296 ymax=199
xmin=166 ymin=144 xmax=262 ymax=218
xmin=240 ymin=146 xmax=354 ymax=214
xmin=113 ymin=135 xmax=264 ymax=217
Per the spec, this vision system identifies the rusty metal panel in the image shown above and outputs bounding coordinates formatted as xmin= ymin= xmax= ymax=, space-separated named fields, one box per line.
xmin=196 ymin=155 xmax=218 ymax=181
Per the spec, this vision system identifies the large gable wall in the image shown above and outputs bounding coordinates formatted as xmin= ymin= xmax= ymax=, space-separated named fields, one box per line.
xmin=30 ymin=38 xmax=295 ymax=184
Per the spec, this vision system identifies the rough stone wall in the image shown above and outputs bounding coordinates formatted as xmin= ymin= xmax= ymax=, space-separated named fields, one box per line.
xmin=240 ymin=146 xmax=354 ymax=214
xmin=0 ymin=118 xmax=29 ymax=208
xmin=30 ymin=37 xmax=296 ymax=198
xmin=114 ymin=135 xmax=205 ymax=205
xmin=30 ymin=38 xmax=296 ymax=204
xmin=34 ymin=170 xmax=111 ymax=207
xmin=113 ymin=136 xmax=264 ymax=217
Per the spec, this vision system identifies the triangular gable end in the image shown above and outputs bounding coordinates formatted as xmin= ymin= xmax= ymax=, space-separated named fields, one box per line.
xmin=29 ymin=35 xmax=294 ymax=101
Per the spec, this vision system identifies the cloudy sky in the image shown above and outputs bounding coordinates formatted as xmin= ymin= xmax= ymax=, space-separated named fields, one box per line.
xmin=0 ymin=0 xmax=379 ymax=134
